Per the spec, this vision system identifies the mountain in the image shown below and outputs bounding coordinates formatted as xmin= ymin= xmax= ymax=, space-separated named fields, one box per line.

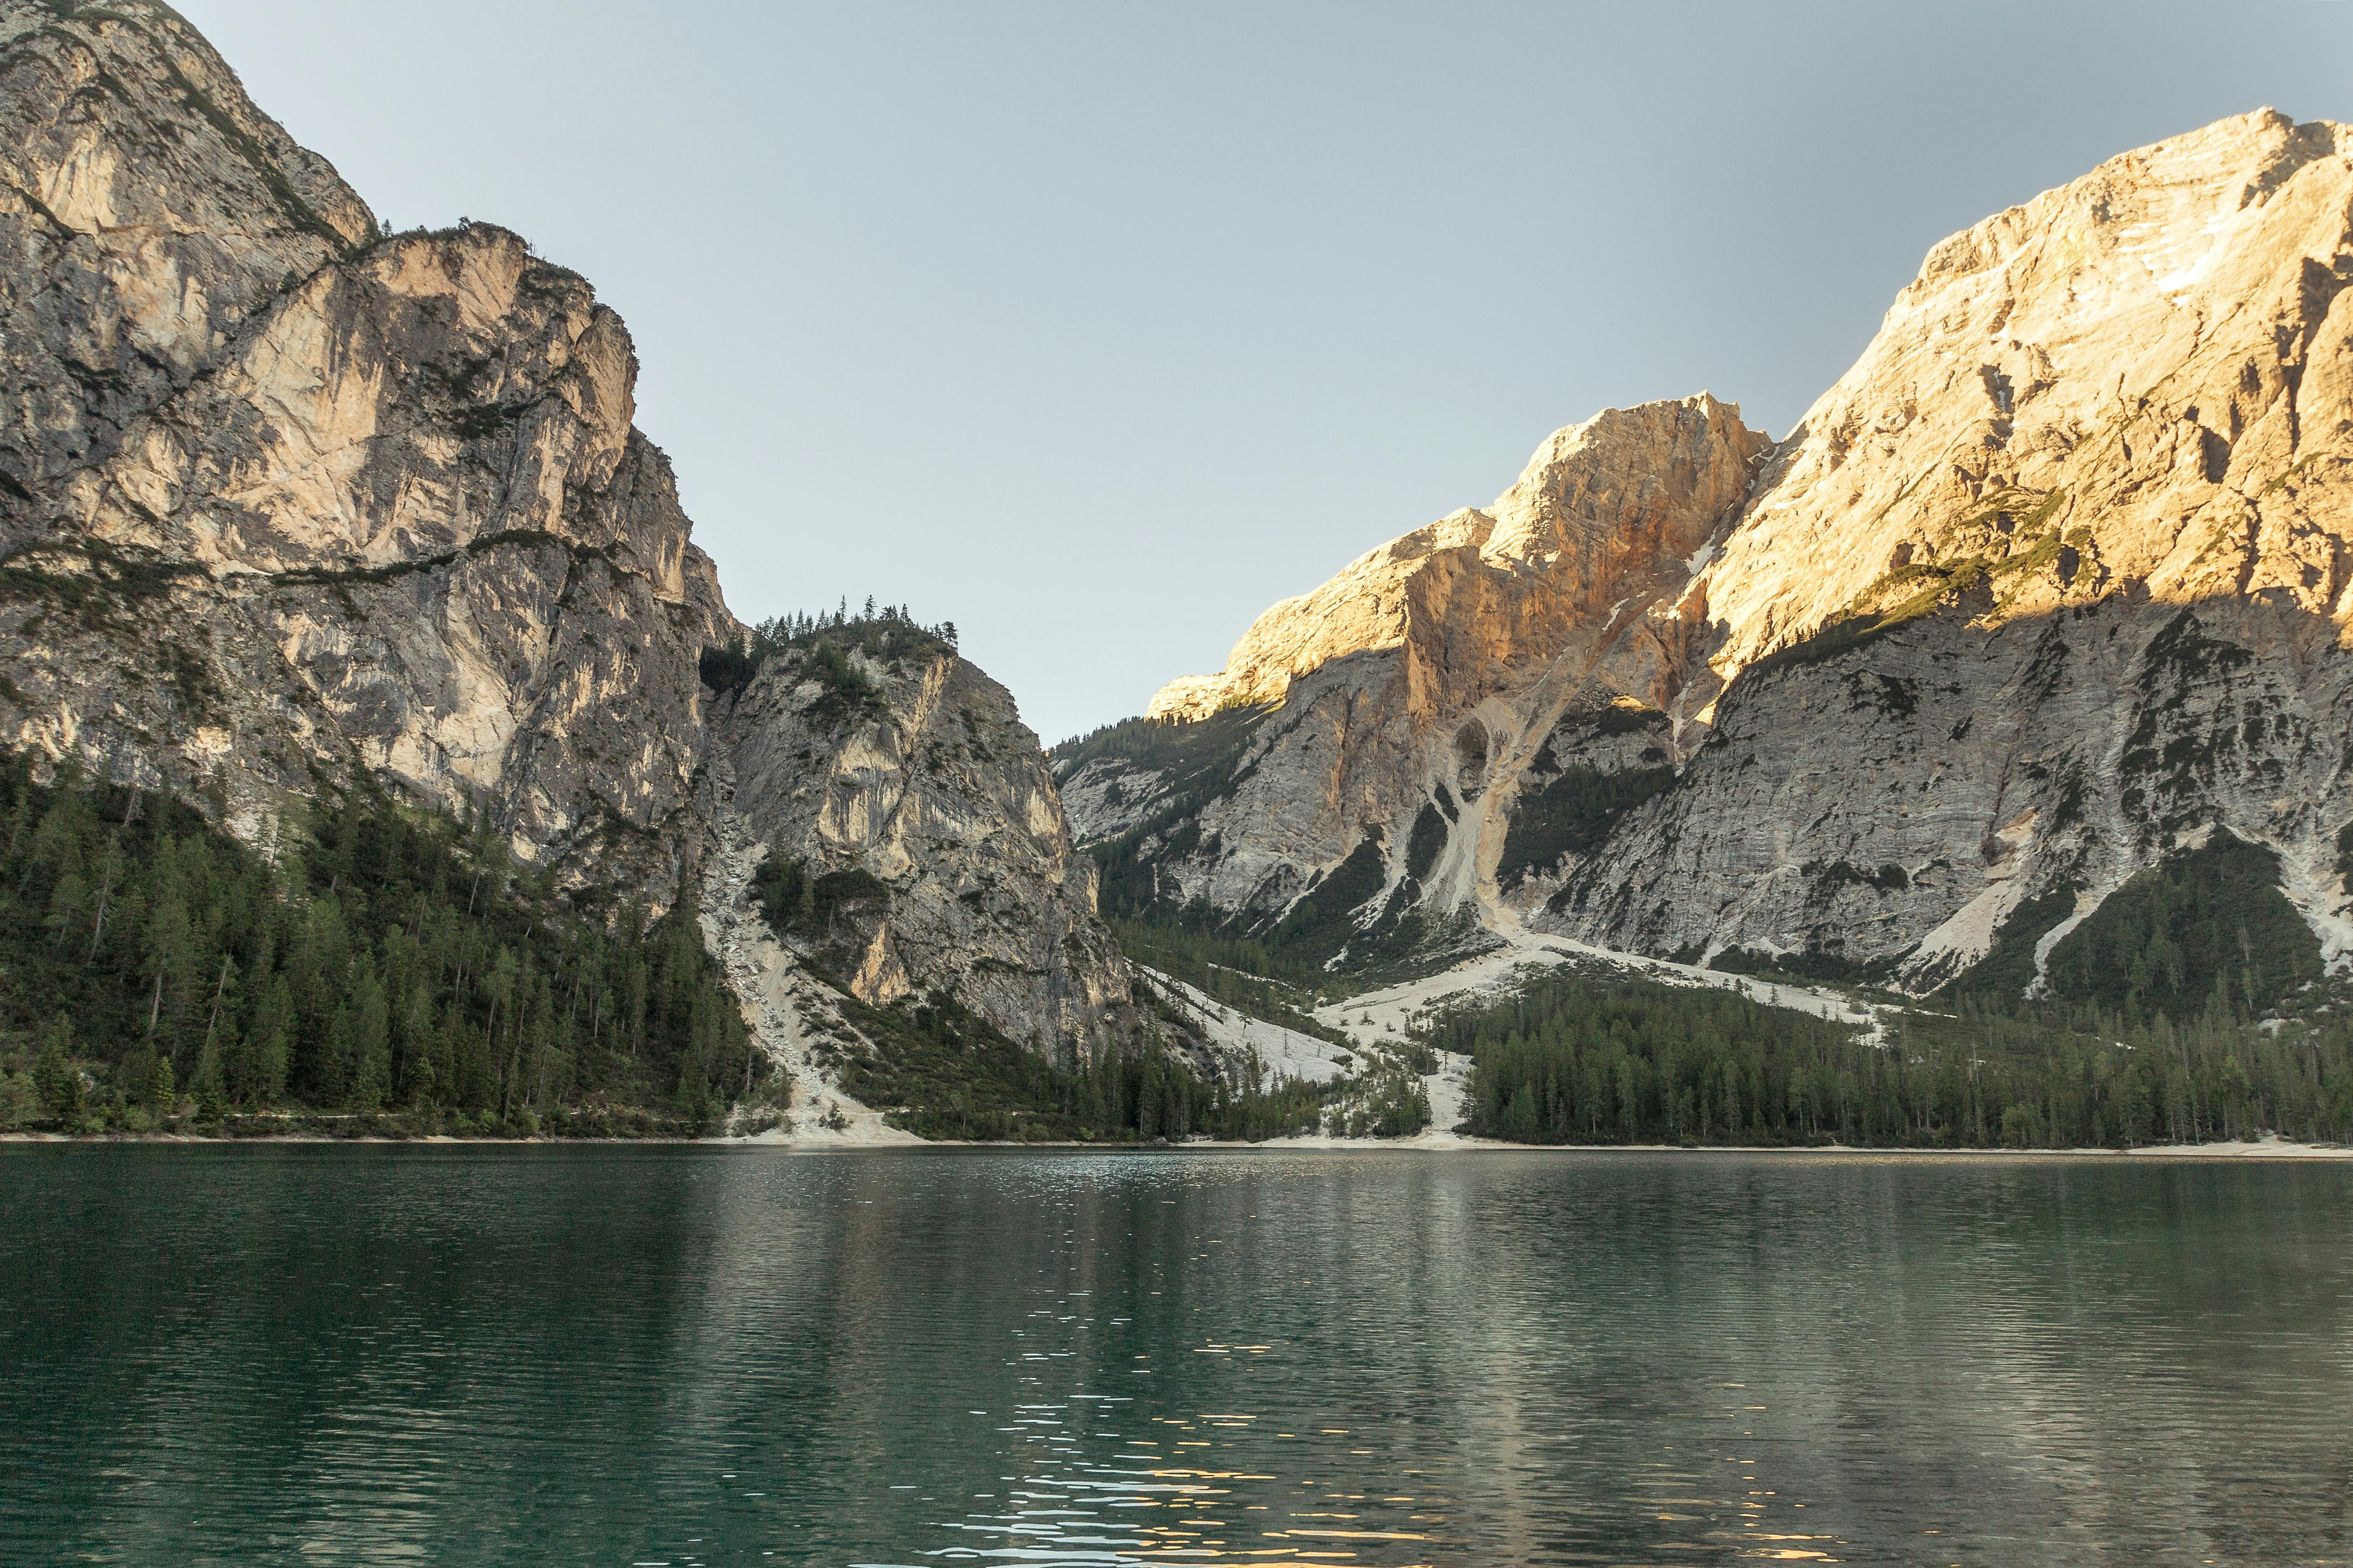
xmin=1066 ymin=109 xmax=2353 ymax=1012
xmin=0 ymin=0 xmax=1144 ymax=1132
xmin=11 ymin=2 xmax=2344 ymax=1145
xmin=705 ymin=620 xmax=1132 ymax=1064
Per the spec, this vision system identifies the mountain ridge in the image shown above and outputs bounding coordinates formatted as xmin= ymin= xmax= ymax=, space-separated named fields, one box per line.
xmin=6 ymin=2 xmax=2346 ymax=1144
xmin=1067 ymin=106 xmax=2353 ymax=1010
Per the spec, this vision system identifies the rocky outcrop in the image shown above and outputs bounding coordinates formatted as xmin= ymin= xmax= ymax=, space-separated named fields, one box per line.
xmin=1694 ymin=110 xmax=2353 ymax=686
xmin=713 ymin=639 xmax=1136 ymax=1060
xmin=0 ymin=0 xmax=1141 ymax=1067
xmin=1068 ymin=395 xmax=1764 ymax=950
xmin=1075 ymin=110 xmax=2353 ymax=995
xmin=0 ymin=0 xmax=376 ymax=494
xmin=1148 ymin=395 xmax=1765 ymax=725
xmin=1552 ymin=108 xmax=2353 ymax=986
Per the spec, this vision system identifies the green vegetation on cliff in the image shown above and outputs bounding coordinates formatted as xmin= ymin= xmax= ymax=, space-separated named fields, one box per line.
xmin=1503 ymin=762 xmax=1675 ymax=890
xmin=0 ymin=757 xmax=759 ymax=1136
xmin=1936 ymin=832 xmax=2323 ymax=1022
xmin=1738 ymin=488 xmax=2070 ymax=678
xmin=1105 ymin=916 xmax=1349 ymax=1043
xmin=2041 ymin=833 xmax=2322 ymax=1021
xmin=1061 ymin=706 xmax=1275 ymax=918
xmin=700 ymin=598 xmax=958 ymax=703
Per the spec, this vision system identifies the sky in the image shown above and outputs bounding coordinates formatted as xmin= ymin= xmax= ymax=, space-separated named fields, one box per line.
xmin=179 ymin=0 xmax=2353 ymax=745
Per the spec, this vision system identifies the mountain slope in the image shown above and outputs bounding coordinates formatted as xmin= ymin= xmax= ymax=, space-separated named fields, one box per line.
xmin=1069 ymin=109 xmax=2353 ymax=1007
xmin=1561 ymin=107 xmax=2353 ymax=991
xmin=1065 ymin=397 xmax=1761 ymax=960
xmin=0 ymin=1 xmax=729 ymax=894
xmin=0 ymin=0 xmax=1144 ymax=1126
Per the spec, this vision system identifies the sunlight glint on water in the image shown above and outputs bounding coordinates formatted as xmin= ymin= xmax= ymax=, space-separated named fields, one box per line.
xmin=3 ymin=1146 xmax=2351 ymax=1567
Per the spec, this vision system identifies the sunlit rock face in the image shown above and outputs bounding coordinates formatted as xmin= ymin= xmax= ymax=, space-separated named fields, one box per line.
xmin=0 ymin=0 xmax=1142 ymax=1054
xmin=1066 ymin=395 xmax=1766 ymax=944
xmin=1592 ymin=108 xmax=2353 ymax=987
xmin=1075 ymin=110 xmax=2353 ymax=991
xmin=0 ymin=1 xmax=727 ymax=891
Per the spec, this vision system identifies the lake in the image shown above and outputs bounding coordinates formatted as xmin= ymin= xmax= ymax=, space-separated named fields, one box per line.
xmin=3 ymin=1146 xmax=2349 ymax=1566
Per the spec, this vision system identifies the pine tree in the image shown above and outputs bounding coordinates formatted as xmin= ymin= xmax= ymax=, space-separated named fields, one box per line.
xmin=34 ymin=1014 xmax=80 ymax=1125
xmin=191 ymin=1019 xmax=228 ymax=1123
xmin=351 ymin=961 xmax=391 ymax=1113
xmin=243 ymin=975 xmax=294 ymax=1106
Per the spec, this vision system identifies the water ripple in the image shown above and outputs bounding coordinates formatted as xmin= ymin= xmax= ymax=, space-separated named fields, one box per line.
xmin=3 ymin=1147 xmax=2351 ymax=1566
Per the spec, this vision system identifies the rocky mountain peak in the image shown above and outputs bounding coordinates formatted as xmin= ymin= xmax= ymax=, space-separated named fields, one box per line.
xmin=1482 ymin=393 xmax=1768 ymax=571
xmin=1697 ymin=108 xmax=2353 ymax=697
xmin=1079 ymin=108 xmax=2353 ymax=1004
xmin=1148 ymin=392 xmax=1763 ymax=724
xmin=0 ymin=0 xmax=377 ymax=498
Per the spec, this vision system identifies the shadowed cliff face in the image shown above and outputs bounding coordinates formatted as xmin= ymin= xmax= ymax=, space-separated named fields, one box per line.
xmin=1538 ymin=593 xmax=2353 ymax=989
xmin=0 ymin=0 xmax=1140 ymax=1055
xmin=1073 ymin=110 xmax=2353 ymax=995
xmin=715 ymin=645 xmax=1136 ymax=1061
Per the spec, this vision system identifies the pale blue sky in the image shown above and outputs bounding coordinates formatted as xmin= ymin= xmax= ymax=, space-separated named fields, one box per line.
xmin=181 ymin=1 xmax=2353 ymax=743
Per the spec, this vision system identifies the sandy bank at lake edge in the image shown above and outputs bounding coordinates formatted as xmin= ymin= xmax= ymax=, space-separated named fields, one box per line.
xmin=11 ymin=1132 xmax=2351 ymax=1158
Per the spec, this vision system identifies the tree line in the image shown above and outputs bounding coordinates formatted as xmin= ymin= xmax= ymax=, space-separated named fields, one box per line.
xmin=1437 ymin=968 xmax=2353 ymax=1149
xmin=700 ymin=598 xmax=958 ymax=697
xmin=0 ymin=757 xmax=759 ymax=1135
xmin=830 ymin=988 xmax=1337 ymax=1143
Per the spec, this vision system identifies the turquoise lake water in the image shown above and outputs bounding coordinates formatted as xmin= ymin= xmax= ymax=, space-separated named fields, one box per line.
xmin=3 ymin=1146 xmax=2350 ymax=1566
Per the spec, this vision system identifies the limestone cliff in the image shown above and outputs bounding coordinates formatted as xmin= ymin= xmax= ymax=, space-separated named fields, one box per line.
xmin=1066 ymin=396 xmax=1764 ymax=958
xmin=0 ymin=0 xmax=1137 ymax=1068
xmin=711 ymin=638 xmax=1134 ymax=1061
xmin=1071 ymin=109 xmax=2353 ymax=997
xmin=0 ymin=1 xmax=727 ymax=891
xmin=1562 ymin=108 xmax=2353 ymax=987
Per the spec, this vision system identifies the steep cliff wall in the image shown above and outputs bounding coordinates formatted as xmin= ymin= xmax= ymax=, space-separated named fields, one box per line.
xmin=1072 ymin=110 xmax=2353 ymax=998
xmin=1556 ymin=108 xmax=2353 ymax=988
xmin=712 ymin=637 xmax=1135 ymax=1062
xmin=0 ymin=2 xmax=727 ymax=893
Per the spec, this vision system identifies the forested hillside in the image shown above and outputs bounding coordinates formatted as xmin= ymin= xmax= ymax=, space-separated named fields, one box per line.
xmin=0 ymin=759 xmax=761 ymax=1136
xmin=1442 ymin=969 xmax=2353 ymax=1150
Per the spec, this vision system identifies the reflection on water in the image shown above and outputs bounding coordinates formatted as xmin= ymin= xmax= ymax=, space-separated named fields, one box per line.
xmin=3 ymin=1146 xmax=2351 ymax=1567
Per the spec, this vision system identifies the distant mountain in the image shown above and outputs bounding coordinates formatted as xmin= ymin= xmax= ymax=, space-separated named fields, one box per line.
xmin=1064 ymin=109 xmax=2353 ymax=1014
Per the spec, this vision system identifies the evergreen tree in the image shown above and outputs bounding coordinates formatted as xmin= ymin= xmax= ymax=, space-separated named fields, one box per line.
xmin=33 ymin=1014 xmax=79 ymax=1124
